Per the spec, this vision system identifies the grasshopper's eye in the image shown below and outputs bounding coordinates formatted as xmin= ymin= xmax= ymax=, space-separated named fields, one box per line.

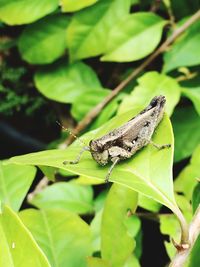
xmin=90 ymin=140 xmax=102 ymax=152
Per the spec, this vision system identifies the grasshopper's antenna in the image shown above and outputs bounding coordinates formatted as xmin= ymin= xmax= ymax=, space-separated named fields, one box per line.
xmin=56 ymin=121 xmax=88 ymax=147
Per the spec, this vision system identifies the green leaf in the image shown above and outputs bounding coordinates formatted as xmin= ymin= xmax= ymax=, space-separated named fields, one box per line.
xmin=0 ymin=206 xmax=51 ymax=267
xmin=29 ymin=182 xmax=94 ymax=214
xmin=20 ymin=208 xmax=92 ymax=267
xmin=175 ymin=145 xmax=200 ymax=200
xmin=0 ymin=162 xmax=36 ymax=211
xmin=0 ymin=0 xmax=59 ymax=25
xmin=159 ymin=214 xmax=179 ymax=259
xmin=74 ymin=175 xmax=103 ymax=185
xmin=101 ymin=13 xmax=167 ymax=62
xmin=34 ymin=61 xmax=102 ymax=103
xmin=38 ymin=166 xmax=56 ymax=181
xmin=118 ymin=71 xmax=181 ymax=116
xmin=163 ymin=19 xmax=200 ymax=73
xmin=9 ymin=109 xmax=178 ymax=212
xmin=182 ymin=87 xmax=200 ymax=116
xmin=87 ymin=257 xmax=110 ymax=267
xmin=138 ymin=194 xmax=161 ymax=212
xmin=101 ymin=184 xmax=138 ymax=267
xmin=90 ymin=209 xmax=103 ymax=252
xmin=192 ymin=183 xmax=200 ymax=213
xmin=90 ymin=94 xmax=123 ymax=130
xmin=124 ymin=255 xmax=140 ymax=267
xmin=61 ymin=0 xmax=98 ymax=12
xmin=172 ymin=106 xmax=200 ymax=162
xmin=71 ymin=89 xmax=110 ymax=121
xmin=188 ymin=236 xmax=200 ymax=267
xmin=66 ymin=0 xmax=131 ymax=61
xmin=18 ymin=14 xmax=70 ymax=64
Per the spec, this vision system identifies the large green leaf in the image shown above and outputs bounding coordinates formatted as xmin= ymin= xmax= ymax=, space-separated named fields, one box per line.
xmin=29 ymin=182 xmax=94 ymax=214
xmin=0 ymin=162 xmax=36 ymax=211
xmin=71 ymin=89 xmax=110 ymax=121
xmin=0 ymin=206 xmax=51 ymax=267
xmin=101 ymin=184 xmax=138 ymax=267
xmin=172 ymin=106 xmax=200 ymax=162
xmin=9 ymin=108 xmax=178 ymax=212
xmin=20 ymin=208 xmax=92 ymax=267
xmin=118 ymin=71 xmax=181 ymax=116
xmin=175 ymin=145 xmax=200 ymax=200
xmin=18 ymin=14 xmax=70 ymax=64
xmin=163 ymin=20 xmax=200 ymax=73
xmin=34 ymin=61 xmax=102 ymax=103
xmin=101 ymin=13 xmax=166 ymax=62
xmin=61 ymin=0 xmax=98 ymax=12
xmin=182 ymin=87 xmax=200 ymax=116
xmin=66 ymin=0 xmax=131 ymax=61
xmin=0 ymin=0 xmax=58 ymax=25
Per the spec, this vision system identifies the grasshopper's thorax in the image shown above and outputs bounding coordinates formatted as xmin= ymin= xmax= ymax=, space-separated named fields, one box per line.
xmin=89 ymin=140 xmax=109 ymax=166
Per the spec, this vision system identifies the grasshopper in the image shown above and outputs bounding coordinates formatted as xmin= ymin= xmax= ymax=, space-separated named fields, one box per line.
xmin=63 ymin=95 xmax=171 ymax=182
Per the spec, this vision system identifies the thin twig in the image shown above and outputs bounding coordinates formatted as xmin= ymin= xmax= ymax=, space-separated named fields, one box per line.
xmin=27 ymin=176 xmax=49 ymax=202
xmin=66 ymin=9 xmax=200 ymax=145
xmin=169 ymin=204 xmax=200 ymax=267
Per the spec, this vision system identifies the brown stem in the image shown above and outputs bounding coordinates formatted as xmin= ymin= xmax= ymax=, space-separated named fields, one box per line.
xmin=66 ymin=9 xmax=200 ymax=145
xmin=169 ymin=204 xmax=200 ymax=267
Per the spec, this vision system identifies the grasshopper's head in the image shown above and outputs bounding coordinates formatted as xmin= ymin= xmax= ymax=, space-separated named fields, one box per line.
xmin=149 ymin=95 xmax=166 ymax=124
xmin=89 ymin=140 xmax=109 ymax=166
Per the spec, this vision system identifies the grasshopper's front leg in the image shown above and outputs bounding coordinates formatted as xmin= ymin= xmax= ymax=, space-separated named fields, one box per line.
xmin=63 ymin=146 xmax=90 ymax=165
xmin=150 ymin=141 xmax=171 ymax=150
xmin=105 ymin=157 xmax=120 ymax=183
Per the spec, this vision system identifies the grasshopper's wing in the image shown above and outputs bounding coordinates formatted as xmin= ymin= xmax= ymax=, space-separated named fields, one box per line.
xmin=96 ymin=108 xmax=156 ymax=146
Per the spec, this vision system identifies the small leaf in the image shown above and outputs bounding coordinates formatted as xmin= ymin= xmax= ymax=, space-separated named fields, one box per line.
xmin=71 ymin=89 xmax=110 ymax=121
xmin=18 ymin=14 xmax=70 ymax=64
xmin=87 ymin=257 xmax=110 ymax=267
xmin=20 ymin=209 xmax=92 ymax=267
xmin=0 ymin=0 xmax=59 ymax=25
xmin=38 ymin=166 xmax=56 ymax=181
xmin=101 ymin=184 xmax=138 ymax=267
xmin=175 ymin=145 xmax=200 ymax=200
xmin=0 ymin=206 xmax=51 ymax=267
xmin=123 ymin=255 xmax=140 ymax=267
xmin=182 ymin=87 xmax=200 ymax=115
xmin=90 ymin=209 xmax=103 ymax=252
xmin=61 ymin=0 xmax=98 ymax=12
xmin=138 ymin=194 xmax=161 ymax=212
xmin=188 ymin=235 xmax=200 ymax=267
xmin=192 ymin=183 xmax=200 ymax=213
xmin=163 ymin=19 xmax=200 ymax=73
xmin=172 ymin=106 xmax=200 ymax=162
xmin=66 ymin=0 xmax=131 ymax=61
xmin=34 ymin=61 xmax=102 ymax=103
xmin=101 ymin=13 xmax=167 ymax=62
xmin=0 ymin=162 xmax=36 ymax=211
xmin=159 ymin=214 xmax=179 ymax=259
xmin=29 ymin=182 xmax=94 ymax=214
xmin=118 ymin=71 xmax=181 ymax=116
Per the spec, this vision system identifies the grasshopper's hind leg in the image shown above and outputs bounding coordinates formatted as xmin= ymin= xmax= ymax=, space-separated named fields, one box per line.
xmin=105 ymin=157 xmax=120 ymax=183
xmin=63 ymin=146 xmax=90 ymax=165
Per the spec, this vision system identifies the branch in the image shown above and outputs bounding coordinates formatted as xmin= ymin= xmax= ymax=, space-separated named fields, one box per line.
xmin=66 ymin=9 xmax=200 ymax=145
xmin=169 ymin=204 xmax=200 ymax=267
